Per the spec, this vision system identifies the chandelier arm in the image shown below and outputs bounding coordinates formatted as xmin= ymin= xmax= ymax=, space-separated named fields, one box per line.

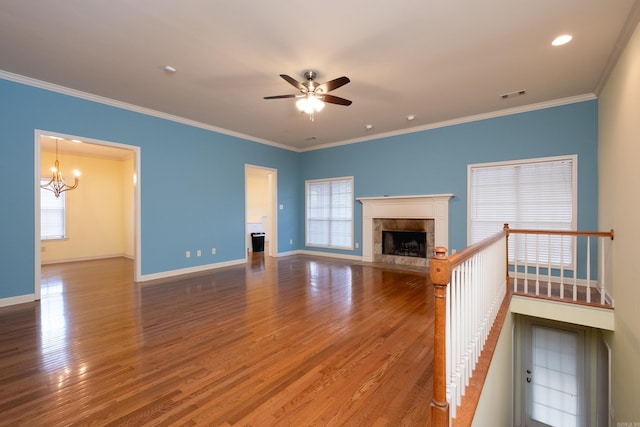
xmin=40 ymin=177 xmax=55 ymax=189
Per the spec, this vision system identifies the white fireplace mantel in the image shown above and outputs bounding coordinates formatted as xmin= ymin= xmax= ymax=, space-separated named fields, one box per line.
xmin=357 ymin=194 xmax=454 ymax=263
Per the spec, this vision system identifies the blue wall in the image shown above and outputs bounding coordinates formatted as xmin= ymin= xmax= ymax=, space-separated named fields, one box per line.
xmin=0 ymin=78 xmax=299 ymax=299
xmin=300 ymin=100 xmax=598 ymax=255
xmin=0 ymin=75 xmax=598 ymax=301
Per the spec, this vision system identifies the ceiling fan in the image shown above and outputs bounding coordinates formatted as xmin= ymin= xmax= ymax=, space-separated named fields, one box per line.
xmin=264 ymin=71 xmax=352 ymax=118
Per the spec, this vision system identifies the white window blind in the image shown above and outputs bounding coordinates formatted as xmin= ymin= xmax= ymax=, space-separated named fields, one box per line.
xmin=469 ymin=156 xmax=575 ymax=266
xmin=41 ymin=181 xmax=66 ymax=240
xmin=306 ymin=177 xmax=353 ymax=249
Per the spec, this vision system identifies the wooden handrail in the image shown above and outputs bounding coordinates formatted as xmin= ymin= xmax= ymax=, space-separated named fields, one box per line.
xmin=448 ymin=230 xmax=508 ymax=267
xmin=429 ymin=231 xmax=508 ymax=426
xmin=504 ymin=225 xmax=614 ymax=240
xmin=429 ymin=225 xmax=614 ymax=425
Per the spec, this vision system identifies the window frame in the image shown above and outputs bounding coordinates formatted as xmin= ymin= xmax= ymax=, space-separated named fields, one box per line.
xmin=305 ymin=176 xmax=354 ymax=250
xmin=467 ymin=155 xmax=577 ymax=267
xmin=40 ymin=179 xmax=68 ymax=240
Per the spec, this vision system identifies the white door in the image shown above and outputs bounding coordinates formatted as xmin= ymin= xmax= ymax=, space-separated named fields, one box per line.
xmin=524 ymin=322 xmax=585 ymax=427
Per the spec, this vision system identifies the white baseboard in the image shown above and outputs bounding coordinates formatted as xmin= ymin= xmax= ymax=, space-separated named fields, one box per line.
xmin=41 ymin=253 xmax=129 ymax=265
xmin=508 ymin=271 xmax=598 ymax=288
xmin=0 ymin=294 xmax=36 ymax=307
xmin=298 ymin=250 xmax=363 ymax=262
xmin=138 ymin=258 xmax=246 ymax=282
xmin=275 ymin=250 xmax=302 ymax=257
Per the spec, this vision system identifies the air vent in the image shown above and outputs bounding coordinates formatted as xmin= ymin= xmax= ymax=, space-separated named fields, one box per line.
xmin=501 ymin=90 xmax=526 ymax=99
xmin=304 ymin=136 xmax=318 ymax=141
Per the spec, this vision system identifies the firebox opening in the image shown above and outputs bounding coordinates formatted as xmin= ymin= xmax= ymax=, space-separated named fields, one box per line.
xmin=382 ymin=230 xmax=427 ymax=258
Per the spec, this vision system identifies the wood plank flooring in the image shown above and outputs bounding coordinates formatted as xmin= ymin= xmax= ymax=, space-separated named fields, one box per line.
xmin=0 ymin=254 xmax=434 ymax=426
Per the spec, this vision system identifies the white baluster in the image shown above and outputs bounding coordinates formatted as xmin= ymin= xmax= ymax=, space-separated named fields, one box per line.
xmin=586 ymin=236 xmax=591 ymax=303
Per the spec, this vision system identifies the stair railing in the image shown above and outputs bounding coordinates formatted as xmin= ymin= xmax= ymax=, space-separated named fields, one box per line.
xmin=430 ymin=229 xmax=508 ymax=425
xmin=504 ymin=225 xmax=615 ymax=306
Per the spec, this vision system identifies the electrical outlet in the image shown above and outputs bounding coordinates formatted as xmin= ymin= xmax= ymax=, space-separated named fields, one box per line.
xmin=185 ymin=251 xmax=191 ymax=258
xmin=289 ymin=239 xmax=293 ymax=245
xmin=355 ymin=242 xmax=359 ymax=249
xmin=212 ymin=248 xmax=216 ymax=255
xmin=279 ymin=204 xmax=284 ymax=210
xmin=196 ymin=249 xmax=201 ymax=257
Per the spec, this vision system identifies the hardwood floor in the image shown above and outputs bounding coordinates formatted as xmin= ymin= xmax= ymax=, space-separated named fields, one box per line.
xmin=0 ymin=254 xmax=434 ymax=426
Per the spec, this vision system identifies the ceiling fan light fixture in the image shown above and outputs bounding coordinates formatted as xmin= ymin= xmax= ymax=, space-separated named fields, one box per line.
xmin=310 ymin=95 xmax=324 ymax=112
xmin=296 ymin=94 xmax=324 ymax=114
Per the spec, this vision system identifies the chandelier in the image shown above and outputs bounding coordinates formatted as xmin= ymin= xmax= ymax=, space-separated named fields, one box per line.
xmin=41 ymin=137 xmax=80 ymax=198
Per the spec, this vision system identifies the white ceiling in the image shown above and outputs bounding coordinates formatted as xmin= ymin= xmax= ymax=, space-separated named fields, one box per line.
xmin=40 ymin=135 xmax=133 ymax=160
xmin=2 ymin=1 xmax=639 ymax=151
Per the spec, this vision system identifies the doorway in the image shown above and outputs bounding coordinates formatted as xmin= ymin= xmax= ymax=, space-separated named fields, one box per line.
xmin=245 ymin=165 xmax=277 ymax=257
xmin=518 ymin=317 xmax=587 ymax=427
xmin=35 ymin=130 xmax=141 ymax=299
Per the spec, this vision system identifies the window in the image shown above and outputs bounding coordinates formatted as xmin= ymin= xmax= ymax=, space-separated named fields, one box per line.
xmin=41 ymin=181 xmax=66 ymax=240
xmin=306 ymin=177 xmax=353 ymax=249
xmin=468 ymin=156 xmax=576 ymax=265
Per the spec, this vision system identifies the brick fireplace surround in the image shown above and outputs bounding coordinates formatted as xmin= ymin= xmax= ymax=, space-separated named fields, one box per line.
xmin=357 ymin=194 xmax=454 ymax=266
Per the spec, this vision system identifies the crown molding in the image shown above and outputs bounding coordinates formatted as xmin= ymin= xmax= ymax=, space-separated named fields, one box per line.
xmin=0 ymin=69 xmax=298 ymax=152
xmin=2 ymin=69 xmax=596 ymax=155
xmin=300 ymin=93 xmax=597 ymax=152
xmin=594 ymin=0 xmax=640 ymax=95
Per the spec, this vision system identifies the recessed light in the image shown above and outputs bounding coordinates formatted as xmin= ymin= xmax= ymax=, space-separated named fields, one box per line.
xmin=71 ymin=139 xmax=82 ymax=143
xmin=552 ymin=34 xmax=572 ymax=46
xmin=365 ymin=124 xmax=373 ymax=130
xmin=407 ymin=115 xmax=416 ymax=121
xmin=163 ymin=65 xmax=177 ymax=73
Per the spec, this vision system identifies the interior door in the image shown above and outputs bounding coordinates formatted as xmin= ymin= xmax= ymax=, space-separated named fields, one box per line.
xmin=523 ymin=322 xmax=585 ymax=427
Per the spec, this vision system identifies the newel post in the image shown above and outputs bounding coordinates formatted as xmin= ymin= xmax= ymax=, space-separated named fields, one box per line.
xmin=430 ymin=246 xmax=450 ymax=426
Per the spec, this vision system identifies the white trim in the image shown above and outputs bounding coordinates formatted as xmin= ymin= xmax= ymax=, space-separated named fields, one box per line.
xmin=34 ymin=135 xmax=42 ymax=300
xmin=510 ymin=294 xmax=614 ymax=331
xmin=138 ymin=258 xmax=246 ymax=282
xmin=2 ymin=70 xmax=596 ymax=154
xmin=274 ymin=249 xmax=302 ymax=257
xmin=0 ymin=294 xmax=36 ymax=307
xmin=300 ymin=94 xmax=597 ymax=152
xmin=305 ymin=176 xmax=355 ymax=251
xmin=467 ymin=154 xmax=578 ymax=248
xmin=41 ymin=254 xmax=130 ymax=265
xmin=298 ymin=250 xmax=363 ymax=262
xmin=594 ymin=0 xmax=640 ymax=95
xmin=245 ymin=164 xmax=278 ymax=257
xmin=34 ymin=130 xmax=142 ymax=297
xmin=357 ymin=194 xmax=454 ymax=262
xmin=1 ymin=70 xmax=295 ymax=152
xmin=508 ymin=271 xmax=599 ymax=288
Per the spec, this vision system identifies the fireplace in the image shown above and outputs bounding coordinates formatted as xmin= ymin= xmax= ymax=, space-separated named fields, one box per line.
xmin=357 ymin=194 xmax=453 ymax=267
xmin=382 ymin=230 xmax=427 ymax=258
xmin=374 ymin=218 xmax=434 ymax=267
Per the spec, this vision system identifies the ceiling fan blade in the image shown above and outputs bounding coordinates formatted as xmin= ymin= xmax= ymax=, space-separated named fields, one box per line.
xmin=263 ymin=94 xmax=298 ymax=99
xmin=318 ymin=94 xmax=352 ymax=106
xmin=280 ymin=74 xmax=305 ymax=91
xmin=317 ymin=76 xmax=350 ymax=93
